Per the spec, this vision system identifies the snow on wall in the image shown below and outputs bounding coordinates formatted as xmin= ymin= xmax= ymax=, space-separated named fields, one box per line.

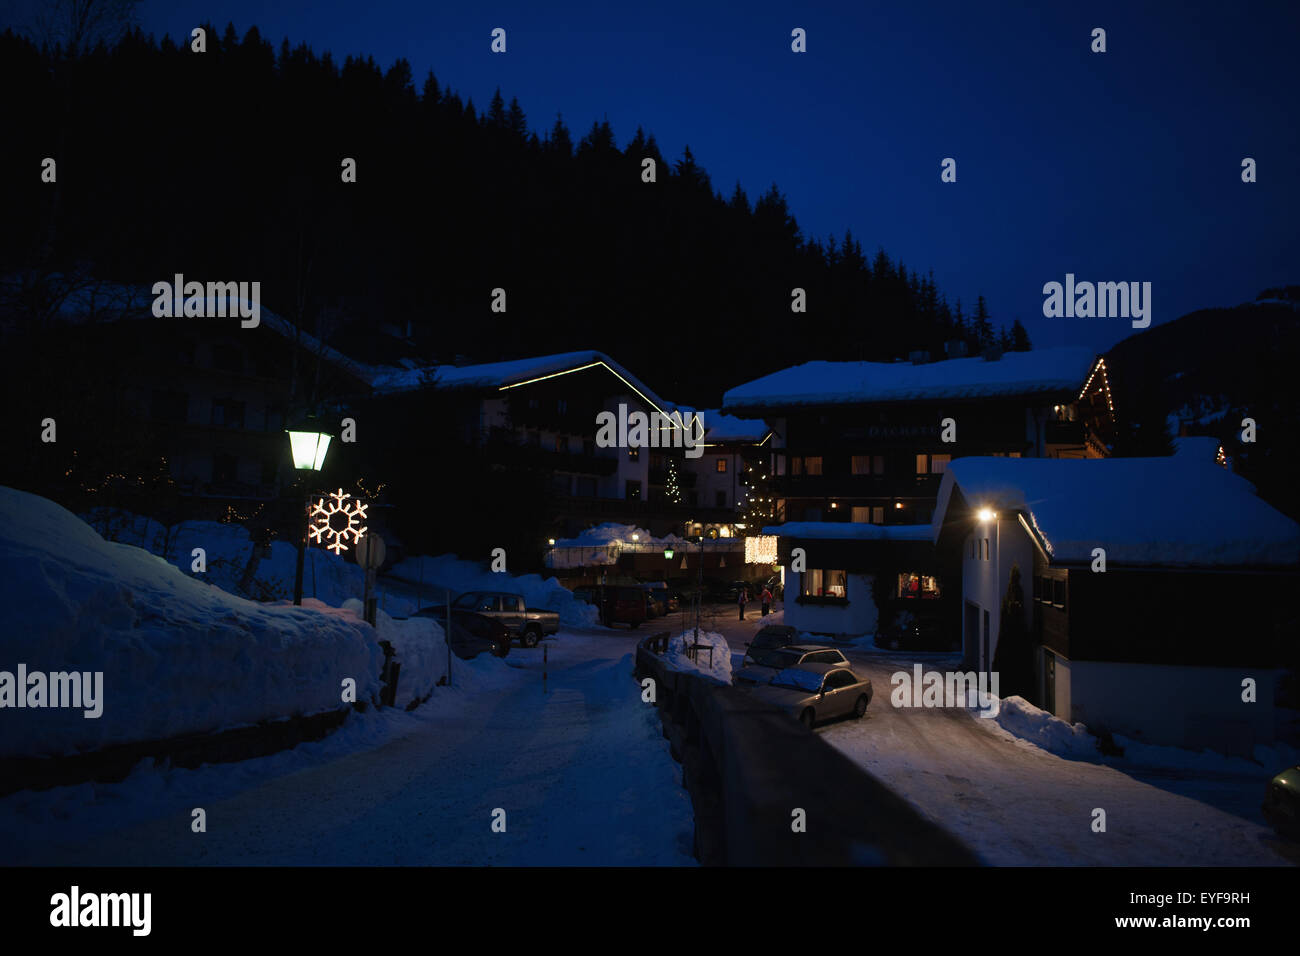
xmin=664 ymin=630 xmax=732 ymax=684
xmin=388 ymin=554 xmax=598 ymax=628
xmin=0 ymin=487 xmax=384 ymax=759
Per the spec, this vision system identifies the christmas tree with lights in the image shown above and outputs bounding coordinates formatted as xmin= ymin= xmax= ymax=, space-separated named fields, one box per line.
xmin=665 ymin=458 xmax=683 ymax=504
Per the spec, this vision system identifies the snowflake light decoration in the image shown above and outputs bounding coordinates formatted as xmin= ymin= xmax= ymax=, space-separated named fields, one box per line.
xmin=308 ymin=488 xmax=369 ymax=554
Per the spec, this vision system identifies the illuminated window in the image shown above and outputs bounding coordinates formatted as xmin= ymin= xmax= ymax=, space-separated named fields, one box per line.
xmin=716 ymin=458 xmax=728 ymax=473
xmin=803 ymin=569 xmax=847 ymax=598
xmin=851 ymin=506 xmax=871 ymax=523
xmin=804 ymin=456 xmax=823 ymax=475
xmin=897 ymin=573 xmax=941 ymax=599
xmin=852 ymin=455 xmax=871 ymax=475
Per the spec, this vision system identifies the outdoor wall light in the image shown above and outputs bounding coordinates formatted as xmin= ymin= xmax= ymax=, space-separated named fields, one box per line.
xmin=977 ymin=507 xmax=997 ymax=522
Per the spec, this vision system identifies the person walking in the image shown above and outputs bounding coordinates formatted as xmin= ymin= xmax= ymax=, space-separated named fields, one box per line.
xmin=761 ymin=586 xmax=772 ymax=616
xmin=737 ymin=586 xmax=748 ymax=621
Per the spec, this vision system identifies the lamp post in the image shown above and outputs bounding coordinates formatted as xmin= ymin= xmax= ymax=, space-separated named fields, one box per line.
xmin=287 ymin=416 xmax=332 ymax=606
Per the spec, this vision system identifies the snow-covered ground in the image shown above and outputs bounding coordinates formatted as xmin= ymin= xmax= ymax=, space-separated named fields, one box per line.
xmin=0 ymin=629 xmax=695 ymax=866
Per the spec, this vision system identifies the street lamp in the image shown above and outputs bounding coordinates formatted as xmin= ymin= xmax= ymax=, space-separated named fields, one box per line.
xmin=286 ymin=414 xmax=333 ymax=606
xmin=977 ymin=506 xmax=999 ymax=677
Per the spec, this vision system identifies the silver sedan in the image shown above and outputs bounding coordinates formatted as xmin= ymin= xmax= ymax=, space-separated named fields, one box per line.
xmin=747 ymin=663 xmax=873 ymax=728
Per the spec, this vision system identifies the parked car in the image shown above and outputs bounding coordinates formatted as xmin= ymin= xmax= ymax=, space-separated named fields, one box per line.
xmin=410 ymin=607 xmax=511 ymax=659
xmin=642 ymin=589 xmax=662 ymax=619
xmin=877 ymin=615 xmax=954 ymax=651
xmin=1262 ymin=764 xmax=1300 ymax=838
xmin=742 ymin=624 xmax=799 ymax=665
xmin=748 ymin=663 xmax=873 ymax=728
xmin=733 ymin=644 xmax=849 ymax=685
xmin=642 ymin=582 xmax=678 ymax=614
xmin=447 ymin=590 xmax=560 ymax=647
xmin=591 ymin=585 xmax=648 ymax=628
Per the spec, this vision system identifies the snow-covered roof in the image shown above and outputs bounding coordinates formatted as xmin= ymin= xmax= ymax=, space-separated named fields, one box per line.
xmin=932 ymin=457 xmax=1300 ymax=569
xmin=11 ymin=276 xmax=375 ymax=386
xmin=369 ymin=350 xmax=673 ymax=410
xmin=693 ymin=409 xmax=770 ymax=443
xmin=723 ymin=347 xmax=1100 ymax=411
xmin=762 ymin=521 xmax=934 ymax=541
xmin=1174 ymin=436 xmax=1225 ymax=460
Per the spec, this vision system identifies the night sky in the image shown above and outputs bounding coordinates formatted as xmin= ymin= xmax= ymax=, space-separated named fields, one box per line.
xmin=139 ymin=0 xmax=1298 ymax=355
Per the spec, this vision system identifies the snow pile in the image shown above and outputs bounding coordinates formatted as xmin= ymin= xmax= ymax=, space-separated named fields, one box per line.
xmin=994 ymin=696 xmax=1097 ymax=757
xmin=664 ymin=630 xmax=732 ymax=684
xmin=546 ymin=522 xmax=693 ymax=569
xmin=340 ymin=599 xmax=447 ymax=708
xmin=1108 ymin=736 xmax=1300 ymax=775
xmin=554 ymin=522 xmax=659 ymax=547
xmin=388 ymin=554 xmax=597 ymax=627
xmin=0 ymin=487 xmax=383 ymax=758
xmin=82 ymin=509 xmax=366 ymax=606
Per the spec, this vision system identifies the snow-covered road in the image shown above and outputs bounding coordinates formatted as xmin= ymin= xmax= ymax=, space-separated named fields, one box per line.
xmin=713 ymin=611 xmax=1297 ymax=866
xmin=1 ymin=631 xmax=695 ymax=866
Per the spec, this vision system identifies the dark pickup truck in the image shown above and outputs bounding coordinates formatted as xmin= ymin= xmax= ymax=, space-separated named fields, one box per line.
xmin=447 ymin=590 xmax=560 ymax=647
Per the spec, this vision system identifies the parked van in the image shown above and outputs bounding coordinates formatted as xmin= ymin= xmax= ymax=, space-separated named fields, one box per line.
xmin=594 ymin=585 xmax=648 ymax=628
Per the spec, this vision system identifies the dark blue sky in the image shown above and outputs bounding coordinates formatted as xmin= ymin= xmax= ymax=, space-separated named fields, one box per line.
xmin=143 ymin=1 xmax=1298 ymax=355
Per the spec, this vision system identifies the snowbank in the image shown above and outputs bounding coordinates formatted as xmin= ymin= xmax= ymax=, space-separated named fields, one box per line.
xmin=0 ymin=487 xmax=383 ymax=758
xmin=82 ymin=508 xmax=366 ymax=606
xmin=340 ymin=599 xmax=447 ymax=708
xmin=388 ymin=554 xmax=597 ymax=628
xmin=993 ymin=696 xmax=1097 ymax=758
xmin=664 ymin=630 xmax=732 ymax=684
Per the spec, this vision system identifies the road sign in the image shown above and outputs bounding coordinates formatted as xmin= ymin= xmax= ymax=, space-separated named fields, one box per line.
xmin=356 ymin=533 xmax=386 ymax=570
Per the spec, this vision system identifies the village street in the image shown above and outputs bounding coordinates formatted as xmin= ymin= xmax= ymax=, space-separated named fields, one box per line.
xmin=0 ymin=631 xmax=694 ymax=867
xmin=2 ymin=602 xmax=1293 ymax=868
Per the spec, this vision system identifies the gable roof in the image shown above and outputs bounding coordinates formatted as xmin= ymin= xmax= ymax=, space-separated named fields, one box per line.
xmin=369 ymin=349 xmax=671 ymax=406
xmin=932 ymin=457 xmax=1300 ymax=569
xmin=722 ymin=347 xmax=1100 ymax=413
